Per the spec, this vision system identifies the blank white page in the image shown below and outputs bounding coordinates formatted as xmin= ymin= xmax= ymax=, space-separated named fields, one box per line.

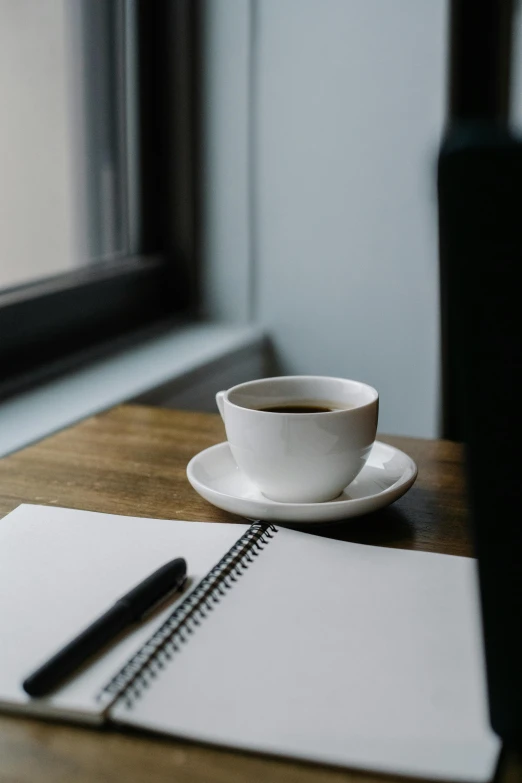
xmin=0 ymin=505 xmax=247 ymax=722
xmin=113 ymin=526 xmax=499 ymax=782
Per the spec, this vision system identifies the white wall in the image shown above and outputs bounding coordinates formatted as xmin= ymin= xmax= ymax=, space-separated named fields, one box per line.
xmin=254 ymin=0 xmax=446 ymax=436
xmin=203 ymin=0 xmax=448 ymax=437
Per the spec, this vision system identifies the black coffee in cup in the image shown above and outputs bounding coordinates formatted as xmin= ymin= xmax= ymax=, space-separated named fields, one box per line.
xmin=257 ymin=402 xmax=354 ymax=414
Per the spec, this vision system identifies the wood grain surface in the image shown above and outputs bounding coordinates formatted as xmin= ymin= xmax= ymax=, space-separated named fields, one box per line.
xmin=0 ymin=405 xmax=470 ymax=783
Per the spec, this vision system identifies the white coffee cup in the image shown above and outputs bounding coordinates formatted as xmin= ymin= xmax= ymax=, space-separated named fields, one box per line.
xmin=216 ymin=376 xmax=378 ymax=503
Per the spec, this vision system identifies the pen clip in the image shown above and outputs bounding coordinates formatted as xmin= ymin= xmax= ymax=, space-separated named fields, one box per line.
xmin=138 ymin=576 xmax=187 ymax=621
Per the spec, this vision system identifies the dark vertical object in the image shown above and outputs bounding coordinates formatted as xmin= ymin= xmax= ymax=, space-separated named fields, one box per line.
xmin=441 ymin=0 xmax=515 ymax=440
xmin=448 ymin=0 xmax=513 ymax=123
xmin=438 ymin=0 xmax=522 ymax=768
xmin=137 ymin=0 xmax=200 ymax=308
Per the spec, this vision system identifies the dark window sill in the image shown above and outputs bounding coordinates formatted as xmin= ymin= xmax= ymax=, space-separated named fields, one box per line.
xmin=0 ymin=254 xmax=193 ymax=401
xmin=0 ymin=322 xmax=266 ymax=457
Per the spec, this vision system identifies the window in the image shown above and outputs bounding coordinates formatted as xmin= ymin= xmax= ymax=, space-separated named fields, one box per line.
xmin=0 ymin=0 xmax=198 ymax=398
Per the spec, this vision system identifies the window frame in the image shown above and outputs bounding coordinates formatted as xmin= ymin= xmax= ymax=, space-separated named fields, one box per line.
xmin=0 ymin=0 xmax=200 ymax=401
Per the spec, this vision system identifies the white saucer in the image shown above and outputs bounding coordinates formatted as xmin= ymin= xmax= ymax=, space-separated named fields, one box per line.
xmin=186 ymin=441 xmax=417 ymax=524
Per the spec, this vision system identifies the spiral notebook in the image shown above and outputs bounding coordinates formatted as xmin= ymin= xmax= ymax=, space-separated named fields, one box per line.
xmin=0 ymin=504 xmax=499 ymax=781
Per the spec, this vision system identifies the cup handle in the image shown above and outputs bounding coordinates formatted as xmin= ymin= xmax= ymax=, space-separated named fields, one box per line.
xmin=215 ymin=390 xmax=226 ymax=420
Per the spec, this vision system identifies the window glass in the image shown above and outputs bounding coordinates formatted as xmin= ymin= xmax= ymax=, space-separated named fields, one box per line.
xmin=0 ymin=0 xmax=137 ymax=292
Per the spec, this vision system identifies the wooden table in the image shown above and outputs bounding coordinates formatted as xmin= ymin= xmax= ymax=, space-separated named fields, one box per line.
xmin=0 ymin=405 xmax=469 ymax=783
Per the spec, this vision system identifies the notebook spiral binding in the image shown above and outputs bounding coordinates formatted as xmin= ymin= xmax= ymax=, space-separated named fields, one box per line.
xmin=97 ymin=522 xmax=278 ymax=710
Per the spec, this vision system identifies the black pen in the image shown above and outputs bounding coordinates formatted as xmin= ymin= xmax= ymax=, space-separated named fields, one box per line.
xmin=23 ymin=557 xmax=187 ymax=697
